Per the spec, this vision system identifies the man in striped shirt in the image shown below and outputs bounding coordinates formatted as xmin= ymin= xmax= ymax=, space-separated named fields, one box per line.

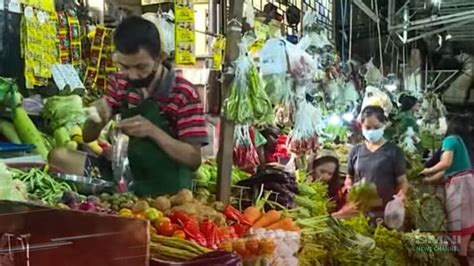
xmin=49 ymin=17 xmax=207 ymax=196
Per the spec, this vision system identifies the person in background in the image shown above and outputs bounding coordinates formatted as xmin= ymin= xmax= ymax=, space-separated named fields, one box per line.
xmin=395 ymin=94 xmax=419 ymax=136
xmin=49 ymin=16 xmax=207 ymax=197
xmin=307 ymin=150 xmax=346 ymax=211
xmin=421 ymin=117 xmax=474 ymax=266
xmin=343 ymin=105 xmax=409 ymax=220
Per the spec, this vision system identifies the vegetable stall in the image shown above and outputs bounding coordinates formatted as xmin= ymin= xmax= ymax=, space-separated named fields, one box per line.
xmin=0 ymin=0 xmax=466 ymax=265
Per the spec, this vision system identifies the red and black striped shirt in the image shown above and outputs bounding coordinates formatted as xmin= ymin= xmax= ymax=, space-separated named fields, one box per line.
xmin=104 ymin=70 xmax=208 ymax=146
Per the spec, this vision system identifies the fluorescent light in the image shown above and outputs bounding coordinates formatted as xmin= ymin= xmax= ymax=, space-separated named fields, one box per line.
xmin=384 ymin=84 xmax=397 ymax=92
xmin=343 ymin=113 xmax=354 ymax=122
xmin=446 ymin=34 xmax=452 ymax=40
xmin=329 ymin=115 xmax=341 ymax=125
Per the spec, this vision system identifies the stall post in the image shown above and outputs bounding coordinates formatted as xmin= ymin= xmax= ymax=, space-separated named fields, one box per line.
xmin=216 ymin=0 xmax=245 ymax=203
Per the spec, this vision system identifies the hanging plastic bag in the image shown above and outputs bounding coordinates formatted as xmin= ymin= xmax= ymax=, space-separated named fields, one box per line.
xmin=384 ymin=196 xmax=405 ymax=230
xmin=260 ymin=38 xmax=288 ymax=75
xmin=288 ymin=94 xmax=321 ymax=155
xmin=233 ymin=125 xmax=259 ymax=170
xmin=285 ymin=41 xmax=316 ymax=83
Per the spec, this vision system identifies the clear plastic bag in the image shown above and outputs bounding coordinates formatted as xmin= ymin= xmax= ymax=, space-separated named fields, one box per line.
xmin=384 ymin=196 xmax=405 ymax=229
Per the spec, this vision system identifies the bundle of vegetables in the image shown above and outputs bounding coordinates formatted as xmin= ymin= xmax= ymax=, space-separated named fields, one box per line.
xmin=236 ymin=168 xmax=298 ymax=209
xmin=10 ymin=168 xmax=72 ymax=205
xmin=293 ymin=182 xmax=333 ymax=218
xmin=0 ymin=78 xmax=49 ymax=159
xmin=223 ymin=46 xmax=273 ymax=124
xmin=405 ymin=151 xmax=424 ymax=181
xmin=373 ymin=224 xmax=408 ymax=265
xmin=233 ymin=125 xmax=259 ymax=169
xmin=151 ymin=234 xmax=212 ymax=261
xmin=347 ymin=179 xmax=381 ymax=212
xmin=225 ymin=233 xmax=277 ymax=264
xmin=297 ymin=216 xmax=384 ymax=265
xmin=288 ymin=98 xmax=320 ymax=155
xmin=0 ymin=162 xmax=28 ymax=202
xmin=405 ymin=190 xmax=447 ymax=232
xmin=243 ymin=206 xmax=300 ymax=232
xmin=262 ymin=74 xmax=293 ymax=105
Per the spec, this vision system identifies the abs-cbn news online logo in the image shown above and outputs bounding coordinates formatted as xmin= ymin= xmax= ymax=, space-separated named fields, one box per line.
xmin=414 ymin=232 xmax=460 ymax=252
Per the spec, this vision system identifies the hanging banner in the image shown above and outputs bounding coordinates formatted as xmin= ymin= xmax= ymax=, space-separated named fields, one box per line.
xmin=174 ymin=0 xmax=195 ymax=65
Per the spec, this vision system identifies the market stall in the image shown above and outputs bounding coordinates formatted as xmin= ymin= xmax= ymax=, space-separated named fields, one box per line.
xmin=0 ymin=0 xmax=471 ymax=265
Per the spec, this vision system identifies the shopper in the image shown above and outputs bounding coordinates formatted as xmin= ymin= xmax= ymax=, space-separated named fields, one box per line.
xmin=344 ymin=105 xmax=409 ymax=220
xmin=49 ymin=16 xmax=207 ymax=197
xmin=307 ymin=149 xmax=346 ymax=211
xmin=421 ymin=117 xmax=474 ymax=266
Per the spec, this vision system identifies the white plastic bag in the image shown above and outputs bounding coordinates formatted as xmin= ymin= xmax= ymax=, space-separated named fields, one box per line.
xmin=260 ymin=38 xmax=288 ymax=75
xmin=384 ymin=196 xmax=405 ymax=229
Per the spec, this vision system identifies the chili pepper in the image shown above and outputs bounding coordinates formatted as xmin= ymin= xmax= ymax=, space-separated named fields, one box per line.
xmin=169 ymin=210 xmax=192 ymax=225
xmin=226 ymin=226 xmax=238 ymax=239
xmin=200 ymin=219 xmax=218 ymax=249
xmin=224 ymin=205 xmax=252 ymax=225
xmin=232 ymin=223 xmax=250 ymax=237
xmin=182 ymin=220 xmax=207 ymax=247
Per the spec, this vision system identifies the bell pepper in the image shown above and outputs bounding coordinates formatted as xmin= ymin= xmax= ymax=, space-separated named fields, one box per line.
xmin=200 ymin=219 xmax=219 ymax=249
xmin=224 ymin=205 xmax=251 ymax=225
xmin=182 ymin=220 xmax=207 ymax=247
xmin=232 ymin=223 xmax=249 ymax=237
xmin=169 ymin=210 xmax=193 ymax=225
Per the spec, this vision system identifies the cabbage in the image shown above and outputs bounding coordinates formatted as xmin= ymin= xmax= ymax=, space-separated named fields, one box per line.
xmin=0 ymin=162 xmax=27 ymax=202
xmin=43 ymin=95 xmax=86 ymax=131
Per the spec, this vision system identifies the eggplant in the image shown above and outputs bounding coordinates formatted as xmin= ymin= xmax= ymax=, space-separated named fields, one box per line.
xmin=237 ymin=168 xmax=291 ymax=187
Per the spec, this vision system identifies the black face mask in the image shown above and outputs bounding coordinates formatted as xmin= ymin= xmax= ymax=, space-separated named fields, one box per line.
xmin=128 ymin=66 xmax=157 ymax=88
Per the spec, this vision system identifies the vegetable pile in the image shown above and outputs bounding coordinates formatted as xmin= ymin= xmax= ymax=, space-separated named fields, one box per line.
xmin=11 ymin=168 xmax=72 ymax=205
xmin=237 ymin=168 xmax=298 ymax=209
xmin=0 ymin=162 xmax=28 ymax=202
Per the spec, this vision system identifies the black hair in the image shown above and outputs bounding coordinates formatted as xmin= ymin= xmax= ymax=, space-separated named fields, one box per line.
xmin=114 ymin=16 xmax=161 ymax=58
xmin=312 ymin=156 xmax=340 ymax=200
xmin=446 ymin=115 xmax=466 ymax=137
xmin=361 ymin=105 xmax=387 ymax=123
xmin=399 ymin=94 xmax=418 ymax=112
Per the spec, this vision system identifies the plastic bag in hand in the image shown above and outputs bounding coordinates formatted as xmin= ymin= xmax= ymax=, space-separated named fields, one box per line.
xmin=384 ymin=196 xmax=405 ymax=229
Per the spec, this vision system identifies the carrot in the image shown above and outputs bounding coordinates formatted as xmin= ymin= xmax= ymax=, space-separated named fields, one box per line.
xmin=252 ymin=210 xmax=281 ymax=228
xmin=243 ymin=206 xmax=262 ymax=224
xmin=266 ymin=217 xmax=295 ymax=231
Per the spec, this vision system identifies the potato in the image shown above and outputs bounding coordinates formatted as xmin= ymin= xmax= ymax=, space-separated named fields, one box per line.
xmin=153 ymin=196 xmax=171 ymax=212
xmin=170 ymin=189 xmax=194 ymax=206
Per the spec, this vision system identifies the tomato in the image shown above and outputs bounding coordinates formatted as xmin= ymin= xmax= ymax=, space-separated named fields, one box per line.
xmin=232 ymin=239 xmax=247 ymax=257
xmin=219 ymin=241 xmax=233 ymax=252
xmin=172 ymin=230 xmax=186 ymax=239
xmin=260 ymin=238 xmax=276 ymax=255
xmin=158 ymin=221 xmax=175 ymax=236
xmin=144 ymin=208 xmax=162 ymax=221
xmin=160 ymin=217 xmax=171 ymax=224
xmin=245 ymin=238 xmax=260 ymax=256
xmin=172 ymin=223 xmax=181 ymax=231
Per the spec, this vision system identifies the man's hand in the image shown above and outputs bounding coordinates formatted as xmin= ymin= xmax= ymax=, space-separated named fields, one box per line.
xmin=117 ymin=115 xmax=157 ymax=138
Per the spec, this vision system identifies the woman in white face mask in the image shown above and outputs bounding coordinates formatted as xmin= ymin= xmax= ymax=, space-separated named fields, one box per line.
xmin=343 ymin=105 xmax=409 ymax=220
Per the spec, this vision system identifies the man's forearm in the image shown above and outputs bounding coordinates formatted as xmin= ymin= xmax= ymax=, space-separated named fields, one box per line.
xmin=83 ymin=119 xmax=105 ymax=143
xmin=149 ymin=127 xmax=201 ymax=170
xmin=397 ymin=175 xmax=409 ymax=196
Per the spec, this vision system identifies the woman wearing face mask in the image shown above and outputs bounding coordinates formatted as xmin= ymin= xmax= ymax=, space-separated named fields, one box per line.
xmin=421 ymin=116 xmax=474 ymax=266
xmin=307 ymin=150 xmax=346 ymax=211
xmin=344 ymin=105 xmax=409 ymax=220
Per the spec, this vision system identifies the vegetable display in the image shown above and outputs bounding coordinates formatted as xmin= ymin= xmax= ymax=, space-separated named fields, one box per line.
xmin=11 ymin=168 xmax=72 ymax=205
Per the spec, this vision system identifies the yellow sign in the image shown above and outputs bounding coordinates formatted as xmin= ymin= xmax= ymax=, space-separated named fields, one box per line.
xmin=174 ymin=0 xmax=196 ymax=65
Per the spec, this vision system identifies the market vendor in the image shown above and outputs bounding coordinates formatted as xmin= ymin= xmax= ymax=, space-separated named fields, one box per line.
xmin=307 ymin=149 xmax=346 ymax=211
xmin=395 ymin=94 xmax=419 ymax=136
xmin=421 ymin=116 xmax=474 ymax=266
xmin=343 ymin=105 xmax=408 ymax=219
xmin=49 ymin=16 xmax=207 ymax=197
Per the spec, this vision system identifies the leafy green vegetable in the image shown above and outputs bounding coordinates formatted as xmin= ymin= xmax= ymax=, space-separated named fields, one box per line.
xmin=43 ymin=95 xmax=86 ymax=131
xmin=348 ymin=180 xmax=381 ymax=212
